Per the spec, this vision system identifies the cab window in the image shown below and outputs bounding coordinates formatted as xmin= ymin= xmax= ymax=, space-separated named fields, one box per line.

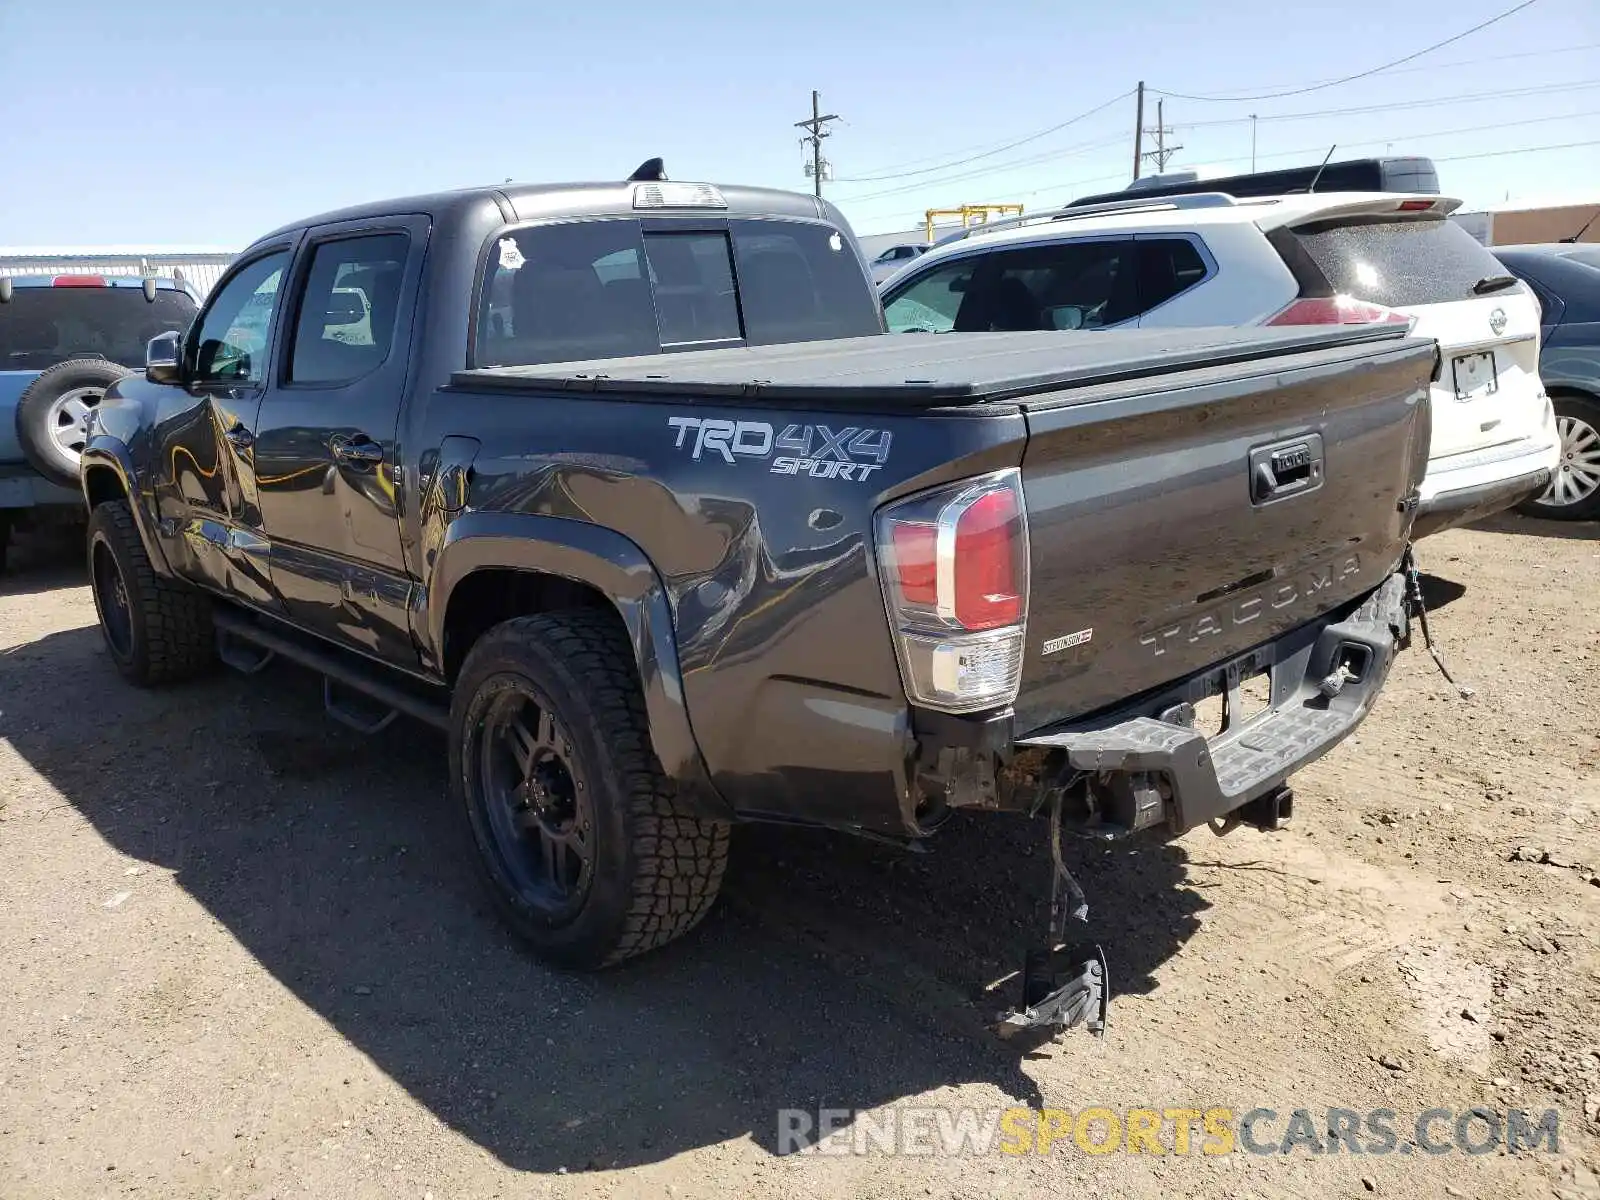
xmin=190 ymin=252 xmax=291 ymax=384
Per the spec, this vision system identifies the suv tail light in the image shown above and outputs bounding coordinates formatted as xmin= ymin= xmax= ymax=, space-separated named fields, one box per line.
xmin=875 ymin=469 xmax=1029 ymax=713
xmin=1265 ymin=294 xmax=1413 ymax=329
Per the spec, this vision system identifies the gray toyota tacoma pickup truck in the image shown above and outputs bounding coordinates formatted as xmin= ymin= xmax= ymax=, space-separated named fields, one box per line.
xmin=80 ymin=163 xmax=1432 ymax=1033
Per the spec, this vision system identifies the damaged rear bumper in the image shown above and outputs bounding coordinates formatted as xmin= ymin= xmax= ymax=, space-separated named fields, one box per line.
xmin=918 ymin=570 xmax=1411 ymax=838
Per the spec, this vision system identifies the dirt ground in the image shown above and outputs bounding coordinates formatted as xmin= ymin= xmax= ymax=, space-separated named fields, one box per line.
xmin=1 ymin=513 xmax=1597 ymax=1200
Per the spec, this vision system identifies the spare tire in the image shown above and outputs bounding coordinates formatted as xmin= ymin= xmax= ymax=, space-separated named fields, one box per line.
xmin=15 ymin=358 xmax=131 ymax=488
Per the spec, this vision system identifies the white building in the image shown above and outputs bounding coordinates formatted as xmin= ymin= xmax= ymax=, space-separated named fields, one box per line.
xmin=0 ymin=246 xmax=239 ymax=298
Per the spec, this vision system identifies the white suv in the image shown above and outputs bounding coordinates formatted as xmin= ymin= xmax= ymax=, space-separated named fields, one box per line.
xmin=878 ymin=191 xmax=1560 ymax=537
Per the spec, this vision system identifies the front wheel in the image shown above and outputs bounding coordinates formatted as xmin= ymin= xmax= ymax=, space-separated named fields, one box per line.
xmin=450 ymin=610 xmax=730 ymax=968
xmin=1520 ymin=394 xmax=1600 ymax=521
xmin=87 ymin=501 xmax=215 ymax=685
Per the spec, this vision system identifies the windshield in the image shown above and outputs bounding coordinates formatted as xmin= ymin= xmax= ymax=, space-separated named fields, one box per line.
xmin=0 ymin=286 xmax=197 ymax=372
xmin=474 ymin=217 xmax=881 ymax=368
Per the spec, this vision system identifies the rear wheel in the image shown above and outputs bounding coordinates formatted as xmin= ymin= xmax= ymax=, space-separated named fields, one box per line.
xmin=87 ymin=501 xmax=215 ymax=684
xmin=1521 ymin=394 xmax=1600 ymax=521
xmin=450 ymin=610 xmax=730 ymax=968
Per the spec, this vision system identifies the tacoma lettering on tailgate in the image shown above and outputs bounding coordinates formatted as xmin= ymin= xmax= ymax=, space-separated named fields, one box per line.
xmin=1139 ymin=554 xmax=1362 ymax=658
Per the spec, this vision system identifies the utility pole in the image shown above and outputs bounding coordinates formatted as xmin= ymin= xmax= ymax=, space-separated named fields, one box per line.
xmin=1140 ymin=97 xmax=1182 ymax=174
xmin=795 ymin=90 xmax=839 ymax=198
xmin=1132 ymin=81 xmax=1145 ymax=180
xmin=1249 ymin=114 xmax=1258 ymax=172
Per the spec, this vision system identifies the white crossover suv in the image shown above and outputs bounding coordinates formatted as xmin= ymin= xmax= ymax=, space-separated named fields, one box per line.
xmin=878 ymin=190 xmax=1560 ymax=537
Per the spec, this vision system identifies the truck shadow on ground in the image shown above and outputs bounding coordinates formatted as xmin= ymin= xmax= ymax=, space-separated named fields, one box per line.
xmin=1468 ymin=511 xmax=1598 ymax=542
xmin=2 ymin=621 xmax=1204 ymax=1174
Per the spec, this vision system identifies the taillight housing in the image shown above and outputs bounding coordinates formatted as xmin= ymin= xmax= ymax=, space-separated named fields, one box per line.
xmin=1265 ymin=293 xmax=1415 ymax=331
xmin=875 ymin=469 xmax=1030 ymax=713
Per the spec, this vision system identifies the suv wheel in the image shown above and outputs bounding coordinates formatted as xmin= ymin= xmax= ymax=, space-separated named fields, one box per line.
xmin=87 ymin=501 xmax=216 ymax=684
xmin=450 ymin=610 xmax=730 ymax=968
xmin=1523 ymin=394 xmax=1600 ymax=521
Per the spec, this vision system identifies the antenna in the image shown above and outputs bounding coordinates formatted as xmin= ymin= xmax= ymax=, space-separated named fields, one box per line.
xmin=1560 ymin=206 xmax=1599 ymax=243
xmin=1306 ymin=145 xmax=1338 ymax=194
xmin=628 ymin=158 xmax=667 ymax=182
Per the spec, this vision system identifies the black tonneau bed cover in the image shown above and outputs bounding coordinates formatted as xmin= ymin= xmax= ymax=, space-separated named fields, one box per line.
xmin=453 ymin=325 xmax=1424 ymax=406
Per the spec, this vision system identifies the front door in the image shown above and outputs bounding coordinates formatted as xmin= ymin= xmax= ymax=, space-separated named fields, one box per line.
xmin=251 ymin=218 xmax=427 ymax=664
xmin=147 ymin=246 xmax=294 ymax=606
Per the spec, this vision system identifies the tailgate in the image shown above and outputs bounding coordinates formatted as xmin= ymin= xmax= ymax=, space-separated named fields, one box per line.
xmin=1013 ymin=336 xmax=1434 ymax=733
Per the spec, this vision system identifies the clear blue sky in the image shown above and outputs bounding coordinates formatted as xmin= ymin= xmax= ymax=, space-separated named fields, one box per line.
xmin=1 ymin=0 xmax=1596 ymax=248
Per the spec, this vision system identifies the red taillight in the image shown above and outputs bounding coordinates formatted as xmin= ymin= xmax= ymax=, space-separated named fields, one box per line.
xmin=891 ymin=521 xmax=938 ymax=606
xmin=1396 ymin=199 xmax=1435 ymax=212
xmin=52 ymin=274 xmax=106 ymax=287
xmin=1265 ymin=294 xmax=1411 ymax=327
xmin=952 ymin=488 xmax=1023 ymax=631
xmin=875 ymin=470 xmax=1031 ymax=713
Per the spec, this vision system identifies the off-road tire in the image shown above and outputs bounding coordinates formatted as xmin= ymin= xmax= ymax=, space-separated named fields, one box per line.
xmin=87 ymin=501 xmax=215 ymax=685
xmin=451 ymin=610 xmax=730 ymax=968
xmin=15 ymin=358 xmax=130 ymax=487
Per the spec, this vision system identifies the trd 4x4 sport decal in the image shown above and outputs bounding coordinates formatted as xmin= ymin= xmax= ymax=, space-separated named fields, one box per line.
xmin=668 ymin=417 xmax=892 ymax=482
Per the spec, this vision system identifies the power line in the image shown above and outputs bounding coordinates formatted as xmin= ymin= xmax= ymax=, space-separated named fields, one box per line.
xmin=1153 ymin=0 xmax=1542 ymax=101
xmin=1191 ymin=108 xmax=1600 ymax=172
xmin=844 ymin=43 xmax=1597 ymax=182
xmin=1176 ymin=79 xmax=1600 ymax=128
xmin=1163 ymin=39 xmax=1600 ymax=94
xmin=844 ymin=110 xmax=1599 ymax=222
xmin=833 ymin=133 xmax=1128 ymax=203
xmin=1433 ymin=137 xmax=1600 ymax=163
xmin=832 ymin=89 xmax=1132 ymax=183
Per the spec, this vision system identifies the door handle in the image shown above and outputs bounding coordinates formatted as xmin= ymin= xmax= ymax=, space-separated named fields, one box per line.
xmin=331 ymin=436 xmax=384 ymax=467
xmin=224 ymin=424 xmax=254 ymax=450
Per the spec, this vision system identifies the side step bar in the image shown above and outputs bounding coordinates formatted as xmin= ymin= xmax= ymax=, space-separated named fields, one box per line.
xmin=212 ymin=608 xmax=449 ymax=732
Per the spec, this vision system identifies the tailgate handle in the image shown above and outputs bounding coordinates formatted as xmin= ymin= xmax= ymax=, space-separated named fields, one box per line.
xmin=1249 ymin=434 xmax=1324 ymax=506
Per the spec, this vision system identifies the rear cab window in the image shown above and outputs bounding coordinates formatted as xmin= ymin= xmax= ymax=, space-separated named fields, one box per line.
xmin=1285 ymin=215 xmax=1510 ymax=307
xmin=474 ymin=217 xmax=881 ymax=368
xmin=0 ymin=284 xmax=197 ymax=372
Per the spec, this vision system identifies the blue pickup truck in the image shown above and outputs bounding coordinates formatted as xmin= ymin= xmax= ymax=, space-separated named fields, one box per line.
xmin=1 ymin=273 xmax=199 ymax=568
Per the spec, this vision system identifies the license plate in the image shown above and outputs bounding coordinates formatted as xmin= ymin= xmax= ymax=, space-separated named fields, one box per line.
xmin=1452 ymin=351 xmax=1498 ymax=401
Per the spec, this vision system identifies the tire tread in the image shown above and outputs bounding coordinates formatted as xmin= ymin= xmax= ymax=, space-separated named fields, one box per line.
xmin=91 ymin=501 xmax=214 ymax=684
xmin=463 ymin=611 xmax=728 ymax=966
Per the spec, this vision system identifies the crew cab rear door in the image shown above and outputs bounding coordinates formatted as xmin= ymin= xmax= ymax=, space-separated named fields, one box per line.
xmin=250 ymin=215 xmax=429 ymax=663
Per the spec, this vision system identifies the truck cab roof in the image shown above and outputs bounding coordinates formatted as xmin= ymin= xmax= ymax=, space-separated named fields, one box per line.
xmin=253 ymin=179 xmax=849 ymax=247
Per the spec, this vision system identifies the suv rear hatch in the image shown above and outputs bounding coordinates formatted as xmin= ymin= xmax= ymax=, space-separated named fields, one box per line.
xmin=1261 ymin=198 xmax=1544 ymax=460
xmin=1011 ymin=325 xmax=1432 ymax=733
xmin=1 ymin=279 xmax=197 ymax=463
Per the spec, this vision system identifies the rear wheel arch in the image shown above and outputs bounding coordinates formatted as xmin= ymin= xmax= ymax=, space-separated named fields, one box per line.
xmin=429 ymin=516 xmax=727 ymax=818
xmin=441 ymin=566 xmax=616 ymax=683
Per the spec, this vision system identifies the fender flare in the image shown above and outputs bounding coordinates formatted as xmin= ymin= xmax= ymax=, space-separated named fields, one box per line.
xmin=79 ymin=437 xmax=175 ymax=576
xmin=425 ymin=511 xmax=728 ymax=818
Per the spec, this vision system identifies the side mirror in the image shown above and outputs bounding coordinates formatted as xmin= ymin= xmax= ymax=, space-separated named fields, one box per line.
xmin=1046 ymin=305 xmax=1086 ymax=331
xmin=146 ymin=330 xmax=184 ymax=385
xmin=142 ymin=278 xmax=158 ymax=303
